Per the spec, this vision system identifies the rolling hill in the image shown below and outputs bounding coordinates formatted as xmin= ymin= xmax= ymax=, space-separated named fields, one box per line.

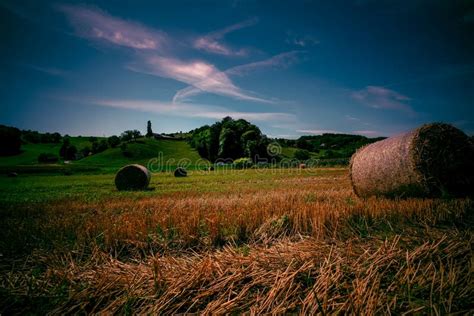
xmin=0 ymin=137 xmax=204 ymax=174
xmin=76 ymin=138 xmax=204 ymax=172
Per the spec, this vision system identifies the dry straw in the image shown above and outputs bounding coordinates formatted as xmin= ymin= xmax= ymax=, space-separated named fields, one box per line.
xmin=115 ymin=164 xmax=151 ymax=191
xmin=350 ymin=123 xmax=474 ymax=198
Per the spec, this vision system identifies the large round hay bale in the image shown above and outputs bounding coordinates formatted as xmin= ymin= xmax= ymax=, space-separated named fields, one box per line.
xmin=174 ymin=167 xmax=187 ymax=177
xmin=350 ymin=123 xmax=474 ymax=198
xmin=115 ymin=164 xmax=151 ymax=191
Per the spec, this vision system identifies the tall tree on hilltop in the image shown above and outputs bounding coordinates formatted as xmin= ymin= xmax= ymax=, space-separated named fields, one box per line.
xmin=146 ymin=120 xmax=153 ymax=137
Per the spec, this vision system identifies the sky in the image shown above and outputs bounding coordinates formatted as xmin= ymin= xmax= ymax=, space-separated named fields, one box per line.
xmin=0 ymin=0 xmax=473 ymax=138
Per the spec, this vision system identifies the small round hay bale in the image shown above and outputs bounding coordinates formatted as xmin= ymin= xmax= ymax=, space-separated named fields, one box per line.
xmin=350 ymin=123 xmax=474 ymax=198
xmin=174 ymin=167 xmax=187 ymax=177
xmin=115 ymin=164 xmax=151 ymax=191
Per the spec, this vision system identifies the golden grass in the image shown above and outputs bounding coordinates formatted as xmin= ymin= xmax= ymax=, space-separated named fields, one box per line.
xmin=0 ymin=168 xmax=473 ymax=314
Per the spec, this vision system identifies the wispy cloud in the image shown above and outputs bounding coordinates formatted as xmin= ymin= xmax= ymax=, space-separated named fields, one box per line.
xmin=56 ymin=5 xmax=301 ymax=106
xmin=345 ymin=114 xmax=360 ymax=121
xmin=89 ymin=98 xmax=295 ymax=122
xmin=351 ymin=86 xmax=415 ymax=114
xmin=227 ymin=51 xmax=303 ymax=76
xmin=286 ymin=31 xmax=319 ymax=47
xmin=57 ymin=4 xmax=167 ymax=50
xmin=296 ymin=129 xmax=341 ymax=135
xmin=19 ymin=64 xmax=70 ymax=77
xmin=193 ymin=18 xmax=258 ymax=56
xmin=129 ymin=55 xmax=272 ymax=103
xmin=172 ymin=51 xmax=303 ymax=103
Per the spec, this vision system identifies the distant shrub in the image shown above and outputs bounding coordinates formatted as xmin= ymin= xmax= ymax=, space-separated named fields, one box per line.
xmin=38 ymin=153 xmax=59 ymax=163
xmin=174 ymin=167 xmax=187 ymax=177
xmin=294 ymin=149 xmax=310 ymax=161
xmin=120 ymin=143 xmax=133 ymax=157
xmin=92 ymin=139 xmax=108 ymax=154
xmin=234 ymin=157 xmax=253 ymax=169
xmin=80 ymin=146 xmax=91 ymax=157
xmin=59 ymin=138 xmax=78 ymax=160
xmin=0 ymin=125 xmax=22 ymax=156
xmin=107 ymin=135 xmax=121 ymax=148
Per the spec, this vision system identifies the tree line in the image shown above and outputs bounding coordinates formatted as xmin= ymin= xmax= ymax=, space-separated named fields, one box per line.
xmin=188 ymin=117 xmax=273 ymax=162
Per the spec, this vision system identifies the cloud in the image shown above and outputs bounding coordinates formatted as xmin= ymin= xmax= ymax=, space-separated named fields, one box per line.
xmin=128 ymin=55 xmax=273 ymax=103
xmin=57 ymin=4 xmax=167 ymax=50
xmin=296 ymin=129 xmax=341 ymax=135
xmin=88 ymin=98 xmax=295 ymax=122
xmin=345 ymin=115 xmax=360 ymax=121
xmin=193 ymin=18 xmax=258 ymax=56
xmin=286 ymin=32 xmax=319 ymax=47
xmin=352 ymin=130 xmax=380 ymax=136
xmin=56 ymin=5 xmax=299 ymax=105
xmin=19 ymin=64 xmax=70 ymax=77
xmin=351 ymin=86 xmax=415 ymax=114
xmin=172 ymin=51 xmax=303 ymax=103
xmin=227 ymin=51 xmax=303 ymax=76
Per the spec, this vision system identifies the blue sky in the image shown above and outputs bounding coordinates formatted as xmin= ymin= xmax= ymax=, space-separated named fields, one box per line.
xmin=1 ymin=0 xmax=473 ymax=138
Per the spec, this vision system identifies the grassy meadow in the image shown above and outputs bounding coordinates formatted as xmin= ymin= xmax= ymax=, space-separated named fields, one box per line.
xmin=0 ymin=168 xmax=472 ymax=314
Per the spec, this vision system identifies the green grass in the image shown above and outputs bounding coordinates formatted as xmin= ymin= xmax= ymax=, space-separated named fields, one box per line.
xmin=0 ymin=168 xmax=337 ymax=205
xmin=0 ymin=138 xmax=205 ymax=174
xmin=0 ymin=137 xmax=96 ymax=166
xmin=77 ymin=138 xmax=204 ymax=172
xmin=281 ymin=146 xmax=319 ymax=159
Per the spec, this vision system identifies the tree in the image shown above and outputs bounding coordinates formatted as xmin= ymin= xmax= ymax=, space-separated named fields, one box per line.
xmin=65 ymin=145 xmax=77 ymax=160
xmin=80 ymin=146 xmax=91 ymax=157
xmin=121 ymin=130 xmax=134 ymax=142
xmin=188 ymin=117 xmax=272 ymax=162
xmin=38 ymin=153 xmax=59 ymax=163
xmin=132 ymin=130 xmax=141 ymax=141
xmin=107 ymin=135 xmax=121 ymax=148
xmin=59 ymin=137 xmax=71 ymax=158
xmin=92 ymin=139 xmax=108 ymax=154
xmin=59 ymin=137 xmax=78 ymax=160
xmin=294 ymin=149 xmax=311 ymax=161
xmin=121 ymin=130 xmax=141 ymax=142
xmin=146 ymin=120 xmax=153 ymax=137
xmin=218 ymin=127 xmax=240 ymax=159
xmin=296 ymin=138 xmax=312 ymax=150
xmin=0 ymin=125 xmax=22 ymax=156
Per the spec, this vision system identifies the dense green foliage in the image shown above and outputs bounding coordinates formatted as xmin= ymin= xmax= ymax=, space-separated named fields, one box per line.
xmin=59 ymin=137 xmax=78 ymax=160
xmin=21 ymin=129 xmax=62 ymax=144
xmin=189 ymin=117 xmax=271 ymax=162
xmin=293 ymin=149 xmax=311 ymax=161
xmin=0 ymin=125 xmax=22 ymax=156
xmin=294 ymin=134 xmax=385 ymax=158
xmin=107 ymin=135 xmax=121 ymax=148
xmin=37 ymin=152 xmax=59 ymax=163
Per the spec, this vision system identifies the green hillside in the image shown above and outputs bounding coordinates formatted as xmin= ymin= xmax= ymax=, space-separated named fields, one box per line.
xmin=0 ymin=137 xmax=96 ymax=166
xmin=77 ymin=138 xmax=204 ymax=171
xmin=0 ymin=137 xmax=205 ymax=174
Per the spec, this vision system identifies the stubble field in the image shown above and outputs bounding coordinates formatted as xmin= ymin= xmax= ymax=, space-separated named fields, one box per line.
xmin=0 ymin=168 xmax=472 ymax=314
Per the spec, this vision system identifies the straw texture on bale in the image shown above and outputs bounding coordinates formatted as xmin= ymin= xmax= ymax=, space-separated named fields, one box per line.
xmin=115 ymin=164 xmax=151 ymax=191
xmin=350 ymin=123 xmax=474 ymax=198
xmin=174 ymin=167 xmax=187 ymax=177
